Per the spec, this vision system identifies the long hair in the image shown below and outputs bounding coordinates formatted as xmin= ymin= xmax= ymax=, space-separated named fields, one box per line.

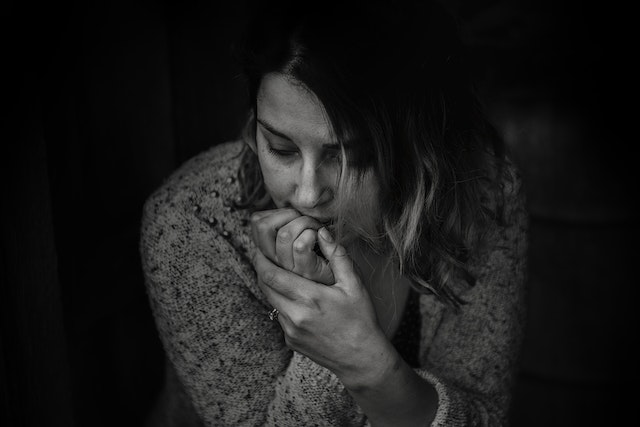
xmin=233 ymin=0 xmax=506 ymax=307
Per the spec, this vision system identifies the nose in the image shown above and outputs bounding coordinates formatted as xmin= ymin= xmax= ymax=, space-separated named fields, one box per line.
xmin=294 ymin=159 xmax=331 ymax=209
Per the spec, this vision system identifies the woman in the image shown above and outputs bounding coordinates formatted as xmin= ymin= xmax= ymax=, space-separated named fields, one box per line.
xmin=140 ymin=1 xmax=528 ymax=425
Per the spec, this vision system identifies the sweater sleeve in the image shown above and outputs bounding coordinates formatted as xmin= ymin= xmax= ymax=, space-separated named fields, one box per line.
xmin=140 ymin=142 xmax=528 ymax=426
xmin=414 ymin=162 xmax=529 ymax=426
xmin=140 ymin=143 xmax=294 ymax=426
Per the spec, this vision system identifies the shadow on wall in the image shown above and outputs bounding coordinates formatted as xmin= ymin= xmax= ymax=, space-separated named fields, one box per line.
xmin=2 ymin=1 xmax=635 ymax=427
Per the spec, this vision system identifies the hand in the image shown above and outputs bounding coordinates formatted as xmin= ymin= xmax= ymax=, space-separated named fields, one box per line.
xmin=253 ymin=226 xmax=389 ymax=386
xmin=251 ymin=208 xmax=334 ymax=285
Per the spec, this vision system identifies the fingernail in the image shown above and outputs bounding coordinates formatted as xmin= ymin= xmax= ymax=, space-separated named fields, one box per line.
xmin=319 ymin=227 xmax=334 ymax=243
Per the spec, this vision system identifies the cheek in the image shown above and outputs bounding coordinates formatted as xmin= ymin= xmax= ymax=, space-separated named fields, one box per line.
xmin=257 ymin=153 xmax=291 ymax=206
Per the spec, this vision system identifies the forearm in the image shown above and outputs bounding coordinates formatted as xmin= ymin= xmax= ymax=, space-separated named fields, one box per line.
xmin=339 ymin=336 xmax=438 ymax=427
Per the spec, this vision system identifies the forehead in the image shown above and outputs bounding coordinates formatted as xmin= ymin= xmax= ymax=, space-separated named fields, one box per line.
xmin=257 ymin=73 xmax=334 ymax=145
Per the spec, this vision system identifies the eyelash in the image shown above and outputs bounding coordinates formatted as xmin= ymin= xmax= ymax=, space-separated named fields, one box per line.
xmin=266 ymin=143 xmax=342 ymax=162
xmin=267 ymin=144 xmax=298 ymax=158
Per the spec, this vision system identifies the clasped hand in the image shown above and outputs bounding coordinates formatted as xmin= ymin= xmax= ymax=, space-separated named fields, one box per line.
xmin=251 ymin=208 xmax=384 ymax=381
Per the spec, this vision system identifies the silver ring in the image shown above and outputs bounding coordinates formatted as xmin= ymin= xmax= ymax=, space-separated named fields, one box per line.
xmin=268 ymin=308 xmax=279 ymax=321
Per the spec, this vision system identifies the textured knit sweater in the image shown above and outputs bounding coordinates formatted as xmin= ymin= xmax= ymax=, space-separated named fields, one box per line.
xmin=140 ymin=140 xmax=528 ymax=427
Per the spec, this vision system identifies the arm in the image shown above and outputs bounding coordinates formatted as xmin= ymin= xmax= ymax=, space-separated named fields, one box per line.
xmin=140 ymin=183 xmax=293 ymax=426
xmin=139 ymin=142 xmax=315 ymax=426
xmin=140 ymin=144 xmax=374 ymax=426
xmin=252 ymin=222 xmax=439 ymax=426
xmin=252 ymin=163 xmax=527 ymax=427
xmin=340 ymin=340 xmax=439 ymax=427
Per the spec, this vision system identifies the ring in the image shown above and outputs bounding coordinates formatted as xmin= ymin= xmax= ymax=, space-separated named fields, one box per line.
xmin=268 ymin=308 xmax=279 ymax=321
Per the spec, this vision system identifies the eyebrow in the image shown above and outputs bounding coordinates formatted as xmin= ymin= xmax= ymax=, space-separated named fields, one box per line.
xmin=257 ymin=118 xmax=341 ymax=150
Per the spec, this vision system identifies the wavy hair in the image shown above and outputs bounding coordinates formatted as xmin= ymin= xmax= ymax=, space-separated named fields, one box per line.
xmin=233 ymin=0 xmax=506 ymax=307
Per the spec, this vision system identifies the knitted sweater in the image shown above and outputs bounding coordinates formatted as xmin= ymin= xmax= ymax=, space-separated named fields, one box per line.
xmin=140 ymin=140 xmax=528 ymax=426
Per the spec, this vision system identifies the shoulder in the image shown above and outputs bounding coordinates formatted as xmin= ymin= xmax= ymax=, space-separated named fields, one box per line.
xmin=461 ymin=155 xmax=528 ymax=302
xmin=499 ymin=156 xmax=526 ymax=213
xmin=477 ymin=153 xmax=528 ymax=239
xmin=440 ymin=154 xmax=529 ymax=305
xmin=494 ymin=155 xmax=529 ymax=245
xmin=140 ymin=140 xmax=256 ymax=290
xmin=142 ymin=139 xmax=246 ymax=218
xmin=141 ymin=139 xmax=247 ymax=231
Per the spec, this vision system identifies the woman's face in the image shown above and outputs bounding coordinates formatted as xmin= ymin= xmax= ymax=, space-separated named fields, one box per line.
xmin=254 ymin=73 xmax=351 ymax=223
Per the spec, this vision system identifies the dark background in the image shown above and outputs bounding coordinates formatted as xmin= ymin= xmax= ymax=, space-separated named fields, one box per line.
xmin=2 ymin=1 xmax=636 ymax=426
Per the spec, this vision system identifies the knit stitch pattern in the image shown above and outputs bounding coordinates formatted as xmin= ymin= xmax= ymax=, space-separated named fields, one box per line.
xmin=140 ymin=140 xmax=528 ymax=426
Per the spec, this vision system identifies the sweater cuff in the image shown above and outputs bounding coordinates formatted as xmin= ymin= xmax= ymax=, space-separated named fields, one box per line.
xmin=415 ymin=369 xmax=469 ymax=427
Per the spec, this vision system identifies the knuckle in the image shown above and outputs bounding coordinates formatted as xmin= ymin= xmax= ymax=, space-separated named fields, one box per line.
xmin=255 ymin=219 xmax=269 ymax=235
xmin=253 ymin=252 xmax=265 ymax=271
xmin=262 ymin=269 xmax=279 ymax=286
xmin=287 ymin=311 xmax=307 ymax=329
xmin=293 ymin=240 xmax=308 ymax=253
xmin=277 ymin=228 xmax=291 ymax=243
xmin=250 ymin=212 xmax=265 ymax=228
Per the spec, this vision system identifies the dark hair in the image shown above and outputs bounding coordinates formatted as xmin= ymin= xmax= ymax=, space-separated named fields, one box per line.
xmin=234 ymin=0 xmax=506 ymax=307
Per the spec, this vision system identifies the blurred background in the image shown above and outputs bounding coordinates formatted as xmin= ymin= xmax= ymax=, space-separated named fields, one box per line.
xmin=2 ymin=0 xmax=636 ymax=426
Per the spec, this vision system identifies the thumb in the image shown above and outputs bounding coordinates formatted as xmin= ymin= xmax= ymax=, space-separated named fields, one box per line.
xmin=317 ymin=227 xmax=357 ymax=284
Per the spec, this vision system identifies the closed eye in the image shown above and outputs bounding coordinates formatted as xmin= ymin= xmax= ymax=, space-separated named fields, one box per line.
xmin=267 ymin=142 xmax=298 ymax=157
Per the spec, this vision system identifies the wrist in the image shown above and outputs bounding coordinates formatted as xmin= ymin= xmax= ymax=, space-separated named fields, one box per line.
xmin=338 ymin=336 xmax=439 ymax=427
xmin=337 ymin=330 xmax=402 ymax=392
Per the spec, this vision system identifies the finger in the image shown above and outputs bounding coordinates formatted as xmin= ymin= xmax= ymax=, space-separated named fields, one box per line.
xmin=293 ymin=229 xmax=335 ymax=285
xmin=254 ymin=249 xmax=319 ymax=300
xmin=317 ymin=227 xmax=358 ymax=285
xmin=251 ymin=208 xmax=300 ymax=263
xmin=292 ymin=228 xmax=317 ymax=272
xmin=255 ymin=250 xmax=295 ymax=306
xmin=276 ymin=216 xmax=323 ymax=270
xmin=251 ymin=208 xmax=298 ymax=244
xmin=253 ymin=251 xmax=314 ymax=337
xmin=256 ymin=276 xmax=294 ymax=329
